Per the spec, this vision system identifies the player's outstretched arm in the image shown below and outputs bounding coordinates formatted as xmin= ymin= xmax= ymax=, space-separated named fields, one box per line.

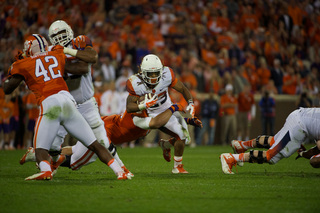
xmin=63 ymin=46 xmax=97 ymax=64
xmin=2 ymin=75 xmax=24 ymax=94
xmin=65 ymin=60 xmax=89 ymax=75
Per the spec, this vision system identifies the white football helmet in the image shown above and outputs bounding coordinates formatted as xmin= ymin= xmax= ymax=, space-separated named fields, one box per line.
xmin=48 ymin=20 xmax=74 ymax=46
xmin=140 ymin=54 xmax=163 ymax=85
xmin=23 ymin=34 xmax=48 ymax=57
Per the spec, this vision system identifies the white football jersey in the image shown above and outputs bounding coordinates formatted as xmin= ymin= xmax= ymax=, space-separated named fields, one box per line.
xmin=49 ymin=35 xmax=94 ymax=104
xmin=126 ymin=66 xmax=178 ymax=115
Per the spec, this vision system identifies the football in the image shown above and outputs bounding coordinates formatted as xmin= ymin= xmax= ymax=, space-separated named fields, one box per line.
xmin=139 ymin=93 xmax=156 ymax=103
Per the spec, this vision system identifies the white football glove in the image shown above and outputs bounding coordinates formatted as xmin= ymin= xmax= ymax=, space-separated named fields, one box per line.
xmin=186 ymin=100 xmax=195 ymax=118
xmin=138 ymin=93 xmax=158 ymax=111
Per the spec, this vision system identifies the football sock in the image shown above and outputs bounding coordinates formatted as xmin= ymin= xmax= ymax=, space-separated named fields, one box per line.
xmin=233 ymin=153 xmax=244 ymax=162
xmin=174 ymin=156 xmax=182 ymax=167
xmin=108 ymin=159 xmax=123 ymax=175
xmin=39 ymin=160 xmax=52 ymax=172
xmin=242 ymin=139 xmax=254 ymax=149
xmin=114 ymin=153 xmax=124 ymax=167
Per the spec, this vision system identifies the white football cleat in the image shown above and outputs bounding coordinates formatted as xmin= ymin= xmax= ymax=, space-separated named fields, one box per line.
xmin=117 ymin=172 xmax=131 ymax=180
xmin=25 ymin=171 xmax=52 ymax=180
xmin=172 ymin=164 xmax=188 ymax=174
xmin=20 ymin=147 xmax=35 ymax=165
xmin=220 ymin=153 xmax=237 ymax=175
xmin=231 ymin=140 xmax=245 ymax=167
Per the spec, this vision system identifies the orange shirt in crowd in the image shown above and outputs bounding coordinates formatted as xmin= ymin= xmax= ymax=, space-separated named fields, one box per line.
xmin=220 ymin=94 xmax=237 ymax=115
xmin=180 ymin=73 xmax=198 ymax=90
xmin=282 ymin=74 xmax=297 ymax=95
xmin=256 ymin=67 xmax=271 ymax=86
xmin=0 ymin=100 xmax=14 ymax=124
xmin=240 ymin=13 xmax=259 ymax=31
xmin=201 ymin=48 xmax=217 ymax=66
xmin=237 ymin=92 xmax=255 ymax=112
xmin=288 ymin=5 xmax=303 ymax=26
xmin=26 ymin=92 xmax=39 ymax=120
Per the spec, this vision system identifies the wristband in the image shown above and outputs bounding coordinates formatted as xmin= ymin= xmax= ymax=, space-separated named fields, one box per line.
xmin=138 ymin=103 xmax=146 ymax=111
xmin=63 ymin=47 xmax=78 ymax=57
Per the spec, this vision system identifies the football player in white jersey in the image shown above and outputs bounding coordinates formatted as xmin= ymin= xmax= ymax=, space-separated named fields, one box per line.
xmin=126 ymin=54 xmax=196 ymax=173
xmin=220 ymin=107 xmax=320 ymax=174
xmin=46 ymin=20 xmax=130 ymax=176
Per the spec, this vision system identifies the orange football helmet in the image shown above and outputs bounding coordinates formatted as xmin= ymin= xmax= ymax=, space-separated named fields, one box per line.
xmin=23 ymin=34 xmax=48 ymax=57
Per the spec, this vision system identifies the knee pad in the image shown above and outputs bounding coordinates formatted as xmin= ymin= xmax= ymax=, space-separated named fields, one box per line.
xmin=249 ymin=150 xmax=267 ymax=164
xmin=256 ymin=135 xmax=271 ymax=149
xmin=108 ymin=143 xmax=117 ymax=157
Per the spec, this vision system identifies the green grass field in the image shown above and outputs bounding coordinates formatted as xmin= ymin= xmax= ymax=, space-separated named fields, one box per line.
xmin=0 ymin=145 xmax=319 ymax=213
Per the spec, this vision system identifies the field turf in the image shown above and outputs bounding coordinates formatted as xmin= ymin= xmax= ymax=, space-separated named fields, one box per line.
xmin=0 ymin=145 xmax=319 ymax=213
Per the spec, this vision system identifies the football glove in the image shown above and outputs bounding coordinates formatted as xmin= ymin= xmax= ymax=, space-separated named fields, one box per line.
xmin=186 ymin=100 xmax=195 ymax=118
xmin=185 ymin=117 xmax=203 ymax=128
xmin=138 ymin=93 xmax=158 ymax=110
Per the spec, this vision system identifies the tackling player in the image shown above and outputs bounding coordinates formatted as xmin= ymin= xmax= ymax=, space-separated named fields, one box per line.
xmin=126 ymin=54 xmax=196 ymax=173
xmin=220 ymin=107 xmax=320 ymax=174
xmin=2 ymin=34 xmax=129 ymax=180
xmin=20 ymin=103 xmax=203 ymax=173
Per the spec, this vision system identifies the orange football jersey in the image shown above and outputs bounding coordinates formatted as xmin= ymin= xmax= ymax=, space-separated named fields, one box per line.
xmin=102 ymin=110 xmax=149 ymax=145
xmin=8 ymin=46 xmax=69 ymax=105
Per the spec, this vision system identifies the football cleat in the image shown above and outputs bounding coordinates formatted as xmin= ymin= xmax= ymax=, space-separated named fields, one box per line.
xmin=231 ymin=140 xmax=245 ymax=166
xmin=51 ymin=155 xmax=66 ymax=176
xmin=25 ymin=171 xmax=53 ymax=181
xmin=117 ymin=172 xmax=131 ymax=180
xmin=231 ymin=140 xmax=247 ymax=154
xmin=158 ymin=139 xmax=171 ymax=162
xmin=172 ymin=164 xmax=189 ymax=174
xmin=20 ymin=147 xmax=35 ymax=165
xmin=220 ymin=153 xmax=237 ymax=175
xmin=122 ymin=166 xmax=134 ymax=178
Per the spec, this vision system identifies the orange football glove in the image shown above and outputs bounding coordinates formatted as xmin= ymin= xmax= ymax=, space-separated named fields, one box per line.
xmin=72 ymin=35 xmax=87 ymax=49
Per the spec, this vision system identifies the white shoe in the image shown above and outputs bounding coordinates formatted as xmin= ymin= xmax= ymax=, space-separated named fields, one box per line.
xmin=20 ymin=147 xmax=35 ymax=165
xmin=231 ymin=140 xmax=245 ymax=166
xmin=25 ymin=171 xmax=52 ymax=180
xmin=220 ymin=153 xmax=237 ymax=175
xmin=117 ymin=172 xmax=131 ymax=180
xmin=172 ymin=164 xmax=188 ymax=174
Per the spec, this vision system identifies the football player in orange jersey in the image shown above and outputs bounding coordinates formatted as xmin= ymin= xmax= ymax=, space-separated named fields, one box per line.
xmin=2 ymin=34 xmax=130 ymax=180
xmin=126 ymin=54 xmax=196 ymax=174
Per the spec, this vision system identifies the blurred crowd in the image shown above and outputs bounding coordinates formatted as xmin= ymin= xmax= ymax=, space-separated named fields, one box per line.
xmin=1 ymin=0 xmax=320 ymax=149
